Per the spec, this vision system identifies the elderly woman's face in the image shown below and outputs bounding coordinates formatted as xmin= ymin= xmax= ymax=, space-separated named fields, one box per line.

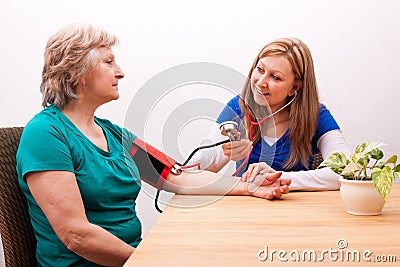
xmin=80 ymin=47 xmax=125 ymax=105
xmin=250 ymin=55 xmax=298 ymax=111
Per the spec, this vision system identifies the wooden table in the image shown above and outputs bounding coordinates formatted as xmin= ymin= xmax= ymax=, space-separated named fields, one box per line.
xmin=124 ymin=184 xmax=400 ymax=266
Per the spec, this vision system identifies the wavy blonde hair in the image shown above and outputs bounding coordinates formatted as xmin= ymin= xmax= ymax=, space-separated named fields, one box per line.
xmin=239 ymin=37 xmax=320 ymax=169
xmin=40 ymin=24 xmax=119 ymax=109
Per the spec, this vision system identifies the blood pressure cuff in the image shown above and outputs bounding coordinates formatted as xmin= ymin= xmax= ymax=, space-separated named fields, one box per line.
xmin=130 ymin=138 xmax=179 ymax=189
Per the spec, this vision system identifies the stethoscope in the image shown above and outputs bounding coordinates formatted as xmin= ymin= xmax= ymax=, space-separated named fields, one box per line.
xmin=155 ymin=91 xmax=298 ymax=212
xmin=222 ymin=90 xmax=298 ymax=176
xmin=248 ymin=90 xmax=297 ymax=143
xmin=179 ymin=91 xmax=298 ymax=175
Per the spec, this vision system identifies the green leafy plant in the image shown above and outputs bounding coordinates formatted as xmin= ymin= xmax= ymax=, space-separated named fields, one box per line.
xmin=319 ymin=142 xmax=400 ymax=200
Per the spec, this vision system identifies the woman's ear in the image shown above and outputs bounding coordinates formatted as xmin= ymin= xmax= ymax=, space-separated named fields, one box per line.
xmin=289 ymin=80 xmax=302 ymax=96
xmin=80 ymin=78 xmax=86 ymax=86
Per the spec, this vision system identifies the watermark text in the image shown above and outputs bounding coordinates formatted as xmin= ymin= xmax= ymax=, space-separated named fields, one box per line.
xmin=257 ymin=239 xmax=397 ymax=263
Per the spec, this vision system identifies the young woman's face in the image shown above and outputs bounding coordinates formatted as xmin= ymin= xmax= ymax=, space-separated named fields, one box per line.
xmin=81 ymin=47 xmax=125 ymax=105
xmin=251 ymin=55 xmax=298 ymax=111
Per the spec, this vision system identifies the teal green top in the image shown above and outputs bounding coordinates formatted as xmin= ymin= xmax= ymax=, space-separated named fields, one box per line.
xmin=16 ymin=105 xmax=142 ymax=267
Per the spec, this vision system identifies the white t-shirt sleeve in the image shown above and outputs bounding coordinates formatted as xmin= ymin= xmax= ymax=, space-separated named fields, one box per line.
xmin=187 ymin=122 xmax=229 ymax=169
xmin=287 ymin=129 xmax=351 ymax=191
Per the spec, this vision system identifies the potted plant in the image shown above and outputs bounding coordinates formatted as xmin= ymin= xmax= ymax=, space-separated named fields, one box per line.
xmin=319 ymin=142 xmax=400 ymax=215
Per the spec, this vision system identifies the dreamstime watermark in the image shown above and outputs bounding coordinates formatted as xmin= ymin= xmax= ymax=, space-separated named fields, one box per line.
xmin=257 ymin=239 xmax=397 ymax=263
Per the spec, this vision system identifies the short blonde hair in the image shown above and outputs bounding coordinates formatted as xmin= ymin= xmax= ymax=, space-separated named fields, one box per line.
xmin=40 ymin=24 xmax=119 ymax=108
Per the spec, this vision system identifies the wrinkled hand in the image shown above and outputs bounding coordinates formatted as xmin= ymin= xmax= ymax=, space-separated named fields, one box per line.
xmin=241 ymin=163 xmax=291 ymax=199
xmin=241 ymin=162 xmax=276 ymax=183
xmin=221 ymin=132 xmax=252 ymax=161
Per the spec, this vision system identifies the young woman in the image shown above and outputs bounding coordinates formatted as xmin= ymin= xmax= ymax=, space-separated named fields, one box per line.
xmin=193 ymin=37 xmax=350 ymax=191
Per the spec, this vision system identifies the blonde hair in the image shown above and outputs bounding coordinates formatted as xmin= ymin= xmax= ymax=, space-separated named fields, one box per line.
xmin=239 ymin=37 xmax=320 ymax=169
xmin=40 ymin=24 xmax=119 ymax=108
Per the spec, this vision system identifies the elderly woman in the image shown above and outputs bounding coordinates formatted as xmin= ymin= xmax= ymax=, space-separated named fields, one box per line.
xmin=16 ymin=24 xmax=290 ymax=266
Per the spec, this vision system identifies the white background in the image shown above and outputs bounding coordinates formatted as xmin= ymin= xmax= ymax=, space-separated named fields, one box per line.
xmin=1 ymin=0 xmax=400 ymax=259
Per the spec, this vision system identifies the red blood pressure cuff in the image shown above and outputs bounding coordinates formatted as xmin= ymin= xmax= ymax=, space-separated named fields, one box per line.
xmin=130 ymin=138 xmax=180 ymax=189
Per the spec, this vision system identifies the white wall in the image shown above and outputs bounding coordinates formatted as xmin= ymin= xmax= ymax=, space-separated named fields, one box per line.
xmin=1 ymin=0 xmax=399 ymax=249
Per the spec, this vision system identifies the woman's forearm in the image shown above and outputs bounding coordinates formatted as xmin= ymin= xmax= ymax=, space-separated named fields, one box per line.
xmin=164 ymin=170 xmax=248 ymax=195
xmin=164 ymin=170 xmax=289 ymax=200
xmin=279 ymin=129 xmax=349 ymax=191
xmin=284 ymin=167 xmax=341 ymax=191
xmin=62 ymin=222 xmax=134 ymax=267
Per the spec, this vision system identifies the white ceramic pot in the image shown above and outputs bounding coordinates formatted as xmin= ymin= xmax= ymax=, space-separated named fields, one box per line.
xmin=339 ymin=177 xmax=386 ymax=215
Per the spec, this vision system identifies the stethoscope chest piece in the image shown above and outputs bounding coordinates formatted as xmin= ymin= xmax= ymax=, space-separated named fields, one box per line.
xmin=219 ymin=121 xmax=240 ymax=141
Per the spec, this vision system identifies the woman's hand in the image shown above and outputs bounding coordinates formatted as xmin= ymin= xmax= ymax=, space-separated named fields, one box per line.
xmin=241 ymin=162 xmax=276 ymax=183
xmin=221 ymin=132 xmax=252 ymax=161
xmin=244 ymin=171 xmax=291 ymax=199
xmin=240 ymin=162 xmax=291 ymax=199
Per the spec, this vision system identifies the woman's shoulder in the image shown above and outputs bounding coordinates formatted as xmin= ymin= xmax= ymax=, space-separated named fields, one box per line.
xmin=318 ymin=103 xmax=329 ymax=112
xmin=226 ymin=94 xmax=241 ymax=107
xmin=23 ymin=106 xmax=66 ymax=136
xmin=316 ymin=103 xmax=340 ymax=135
xmin=225 ymin=94 xmax=242 ymax=114
xmin=217 ymin=94 xmax=243 ymax=123
xmin=95 ymin=117 xmax=137 ymax=141
xmin=19 ymin=106 xmax=71 ymax=153
xmin=318 ymin=103 xmax=336 ymax=119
